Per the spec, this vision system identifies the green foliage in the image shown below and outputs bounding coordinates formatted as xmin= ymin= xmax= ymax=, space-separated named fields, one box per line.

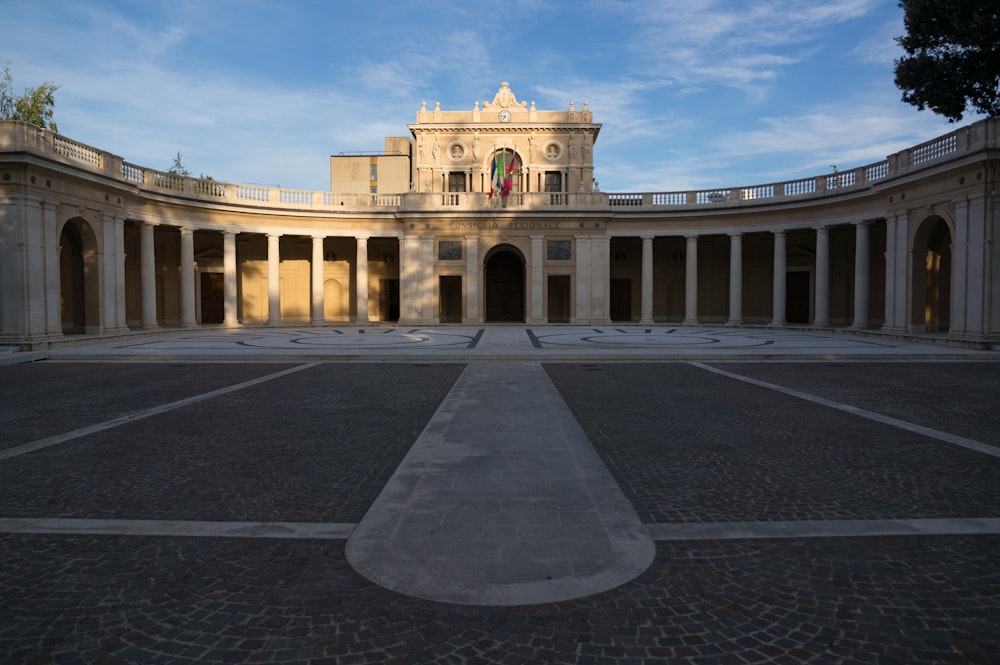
xmin=168 ymin=150 xmax=191 ymax=176
xmin=0 ymin=61 xmax=60 ymax=131
xmin=894 ymin=0 xmax=1000 ymax=121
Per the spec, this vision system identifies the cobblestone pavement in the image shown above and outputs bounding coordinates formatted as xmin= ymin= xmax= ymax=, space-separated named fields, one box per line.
xmin=2 ymin=357 xmax=1000 ymax=664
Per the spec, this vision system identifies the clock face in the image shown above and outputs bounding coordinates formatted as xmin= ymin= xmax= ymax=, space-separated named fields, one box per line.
xmin=498 ymin=110 xmax=511 ymax=122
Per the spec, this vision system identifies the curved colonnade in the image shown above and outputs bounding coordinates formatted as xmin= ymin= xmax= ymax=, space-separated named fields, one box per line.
xmin=1 ymin=118 xmax=998 ymax=349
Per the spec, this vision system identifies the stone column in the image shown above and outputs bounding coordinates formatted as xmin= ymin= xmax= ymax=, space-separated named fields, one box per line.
xmin=574 ymin=235 xmax=592 ymax=323
xmin=355 ymin=235 xmax=369 ymax=323
xmin=727 ymin=232 xmax=743 ymax=326
xmin=591 ymin=236 xmax=611 ymax=324
xmin=140 ymin=222 xmax=159 ymax=329
xmin=683 ymin=235 xmax=698 ymax=324
xmin=770 ymin=230 xmax=786 ymax=326
xmin=465 ymin=235 xmax=479 ymax=322
xmin=179 ymin=227 xmax=197 ymax=327
xmin=41 ymin=202 xmax=62 ymax=337
xmin=113 ymin=216 xmax=127 ymax=331
xmin=530 ymin=235 xmax=544 ymax=323
xmin=311 ymin=235 xmax=325 ymax=324
xmin=640 ymin=235 xmax=654 ymax=324
xmin=399 ymin=236 xmax=419 ymax=324
xmin=882 ymin=213 xmax=908 ymax=333
xmin=223 ymin=231 xmax=238 ymax=326
xmin=267 ymin=234 xmax=282 ymax=325
xmin=813 ymin=225 xmax=830 ymax=327
xmin=421 ymin=236 xmax=435 ymax=323
xmin=851 ymin=221 xmax=870 ymax=329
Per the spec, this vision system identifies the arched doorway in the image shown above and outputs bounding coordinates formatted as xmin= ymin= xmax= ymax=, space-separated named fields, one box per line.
xmin=911 ymin=216 xmax=952 ymax=333
xmin=59 ymin=218 xmax=101 ymax=334
xmin=485 ymin=247 xmax=525 ymax=322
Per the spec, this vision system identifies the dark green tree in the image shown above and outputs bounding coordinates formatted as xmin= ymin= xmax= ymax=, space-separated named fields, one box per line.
xmin=0 ymin=61 xmax=60 ymax=131
xmin=894 ymin=0 xmax=1000 ymax=121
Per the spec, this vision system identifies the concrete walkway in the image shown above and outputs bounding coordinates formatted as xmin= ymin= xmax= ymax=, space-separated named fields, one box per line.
xmin=345 ymin=362 xmax=654 ymax=605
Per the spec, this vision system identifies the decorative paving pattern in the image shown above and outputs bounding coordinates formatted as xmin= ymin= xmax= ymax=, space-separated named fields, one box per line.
xmin=527 ymin=327 xmax=904 ymax=351
xmin=2 ymin=355 xmax=1000 ymax=663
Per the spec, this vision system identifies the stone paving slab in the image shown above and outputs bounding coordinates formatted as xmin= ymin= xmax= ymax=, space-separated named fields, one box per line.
xmin=1 ymin=533 xmax=997 ymax=664
xmin=544 ymin=362 xmax=1000 ymax=524
xmin=346 ymin=363 xmax=655 ymax=606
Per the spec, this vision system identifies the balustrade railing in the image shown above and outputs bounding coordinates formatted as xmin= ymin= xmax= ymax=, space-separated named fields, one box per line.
xmin=52 ymin=135 xmax=102 ymax=168
xmin=912 ymin=133 xmax=958 ymax=165
xmin=2 ymin=117 xmax=995 ymax=214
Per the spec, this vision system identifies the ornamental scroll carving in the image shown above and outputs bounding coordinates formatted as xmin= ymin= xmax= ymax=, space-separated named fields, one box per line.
xmin=483 ymin=81 xmax=528 ymax=110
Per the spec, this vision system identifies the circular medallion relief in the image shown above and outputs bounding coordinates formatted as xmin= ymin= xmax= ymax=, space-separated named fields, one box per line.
xmin=544 ymin=142 xmax=562 ymax=161
xmin=447 ymin=141 xmax=466 ymax=161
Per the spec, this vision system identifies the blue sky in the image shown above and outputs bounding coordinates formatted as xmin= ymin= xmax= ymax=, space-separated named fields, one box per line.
xmin=3 ymin=0 xmax=979 ymax=193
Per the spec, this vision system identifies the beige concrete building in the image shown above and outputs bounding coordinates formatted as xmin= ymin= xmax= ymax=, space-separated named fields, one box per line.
xmin=1 ymin=82 xmax=998 ymax=349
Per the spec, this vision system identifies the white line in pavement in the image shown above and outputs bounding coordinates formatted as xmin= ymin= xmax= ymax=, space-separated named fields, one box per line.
xmin=0 ymin=517 xmax=355 ymax=539
xmin=0 ymin=362 xmax=321 ymax=462
xmin=646 ymin=518 xmax=1000 ymax=540
xmin=3 ymin=516 xmax=998 ymax=541
xmin=689 ymin=361 xmax=1000 ymax=460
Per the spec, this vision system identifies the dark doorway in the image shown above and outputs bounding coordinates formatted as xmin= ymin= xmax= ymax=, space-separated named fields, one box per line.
xmin=59 ymin=223 xmax=86 ymax=334
xmin=548 ymin=275 xmax=571 ymax=323
xmin=610 ymin=278 xmax=632 ymax=322
xmin=200 ymin=273 xmax=224 ymax=324
xmin=379 ymin=279 xmax=400 ymax=321
xmin=786 ymin=271 xmax=810 ymax=323
xmin=439 ymin=276 xmax=463 ymax=323
xmin=485 ymin=250 xmax=525 ymax=322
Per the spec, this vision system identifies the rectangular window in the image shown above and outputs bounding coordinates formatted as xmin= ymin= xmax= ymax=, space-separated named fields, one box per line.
xmin=439 ymin=240 xmax=463 ymax=260
xmin=448 ymin=172 xmax=467 ymax=192
xmin=370 ymin=164 xmax=378 ymax=181
xmin=547 ymin=240 xmax=572 ymax=261
xmin=544 ymin=172 xmax=562 ymax=192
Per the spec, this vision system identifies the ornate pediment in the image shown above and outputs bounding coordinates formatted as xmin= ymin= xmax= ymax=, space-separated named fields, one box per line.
xmin=483 ymin=81 xmax=527 ymax=110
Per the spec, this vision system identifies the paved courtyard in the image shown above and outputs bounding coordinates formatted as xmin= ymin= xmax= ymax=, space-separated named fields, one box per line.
xmin=1 ymin=327 xmax=999 ymax=664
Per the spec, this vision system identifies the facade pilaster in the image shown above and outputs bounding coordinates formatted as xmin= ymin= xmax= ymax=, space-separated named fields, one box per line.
xmin=464 ymin=235 xmax=479 ymax=323
xmin=223 ymin=232 xmax=239 ymax=326
xmin=883 ymin=213 xmax=908 ymax=333
xmin=400 ymin=236 xmax=421 ymax=324
xmin=179 ymin=227 xmax=196 ymax=327
xmin=355 ymin=235 xmax=369 ymax=323
xmin=727 ymin=232 xmax=743 ymax=326
xmin=639 ymin=235 xmax=654 ymax=324
xmin=813 ymin=225 xmax=830 ymax=327
xmin=770 ymin=230 xmax=786 ymax=326
xmin=140 ymin=222 xmax=159 ymax=329
xmin=952 ymin=197 xmax=970 ymax=336
xmin=41 ymin=200 xmax=62 ymax=337
xmin=267 ymin=233 xmax=282 ymax=325
xmin=112 ymin=215 xmax=127 ymax=332
xmin=420 ymin=236 xmax=435 ymax=323
xmin=590 ymin=236 xmax=610 ymax=324
xmin=851 ymin=221 xmax=870 ymax=329
xmin=573 ymin=235 xmax=592 ymax=323
xmin=683 ymin=235 xmax=698 ymax=325
xmin=311 ymin=235 xmax=325 ymax=324
xmin=529 ymin=235 xmax=544 ymax=323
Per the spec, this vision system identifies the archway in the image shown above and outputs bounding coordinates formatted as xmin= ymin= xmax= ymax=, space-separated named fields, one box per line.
xmin=911 ymin=216 xmax=952 ymax=333
xmin=485 ymin=246 xmax=525 ymax=322
xmin=58 ymin=218 xmax=100 ymax=334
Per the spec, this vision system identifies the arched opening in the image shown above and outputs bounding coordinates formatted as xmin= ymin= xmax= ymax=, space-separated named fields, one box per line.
xmin=485 ymin=246 xmax=525 ymax=322
xmin=58 ymin=218 xmax=100 ymax=334
xmin=488 ymin=148 xmax=522 ymax=199
xmin=911 ymin=216 xmax=952 ymax=333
